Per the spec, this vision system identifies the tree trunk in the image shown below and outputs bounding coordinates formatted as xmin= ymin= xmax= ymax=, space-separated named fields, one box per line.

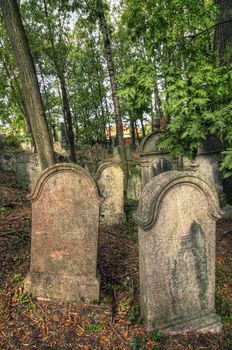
xmin=96 ymin=0 xmax=128 ymax=188
xmin=215 ymin=0 xmax=232 ymax=66
xmin=59 ymin=73 xmax=77 ymax=162
xmin=0 ymin=0 xmax=55 ymax=169
xmin=43 ymin=0 xmax=76 ymax=162
xmin=130 ymin=116 xmax=136 ymax=148
xmin=140 ymin=117 xmax=146 ymax=138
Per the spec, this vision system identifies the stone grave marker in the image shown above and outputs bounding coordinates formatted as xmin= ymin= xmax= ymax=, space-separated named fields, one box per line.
xmin=96 ymin=162 xmax=125 ymax=225
xmin=133 ymin=171 xmax=222 ymax=334
xmin=127 ymin=174 xmax=142 ymax=201
xmin=140 ymin=130 xmax=175 ymax=188
xmin=16 ymin=152 xmax=41 ymax=190
xmin=25 ymin=163 xmax=102 ymax=303
xmin=0 ymin=152 xmax=16 ymax=172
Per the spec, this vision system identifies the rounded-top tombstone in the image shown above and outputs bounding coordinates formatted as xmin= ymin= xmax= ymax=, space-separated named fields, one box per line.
xmin=140 ymin=131 xmax=174 ymax=188
xmin=133 ymin=171 xmax=223 ymax=334
xmin=96 ymin=162 xmax=125 ymax=225
xmin=25 ymin=163 xmax=102 ymax=303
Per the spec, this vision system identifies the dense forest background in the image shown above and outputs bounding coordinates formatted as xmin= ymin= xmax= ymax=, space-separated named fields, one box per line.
xmin=0 ymin=0 xmax=231 ymax=173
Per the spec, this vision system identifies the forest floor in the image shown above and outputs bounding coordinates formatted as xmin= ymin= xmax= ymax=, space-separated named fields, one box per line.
xmin=0 ymin=169 xmax=231 ymax=350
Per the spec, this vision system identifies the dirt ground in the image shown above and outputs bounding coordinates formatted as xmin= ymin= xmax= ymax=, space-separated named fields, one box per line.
xmin=0 ymin=170 xmax=231 ymax=350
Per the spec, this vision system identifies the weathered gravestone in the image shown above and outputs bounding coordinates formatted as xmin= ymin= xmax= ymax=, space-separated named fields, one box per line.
xmin=57 ymin=122 xmax=69 ymax=149
xmin=25 ymin=163 xmax=102 ymax=303
xmin=140 ymin=130 xmax=175 ymax=189
xmin=127 ymin=174 xmax=142 ymax=201
xmin=133 ymin=171 xmax=222 ymax=334
xmin=181 ymin=135 xmax=224 ymax=204
xmin=16 ymin=152 xmax=41 ymax=190
xmin=96 ymin=162 xmax=125 ymax=225
xmin=0 ymin=152 xmax=16 ymax=172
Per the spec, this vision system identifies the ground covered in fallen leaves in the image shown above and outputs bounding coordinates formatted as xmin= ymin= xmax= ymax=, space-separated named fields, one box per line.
xmin=0 ymin=169 xmax=231 ymax=350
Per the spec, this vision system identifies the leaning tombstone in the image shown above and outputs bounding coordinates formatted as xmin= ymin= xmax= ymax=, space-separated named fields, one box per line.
xmin=133 ymin=171 xmax=222 ymax=334
xmin=96 ymin=162 xmax=125 ymax=225
xmin=25 ymin=163 xmax=102 ymax=303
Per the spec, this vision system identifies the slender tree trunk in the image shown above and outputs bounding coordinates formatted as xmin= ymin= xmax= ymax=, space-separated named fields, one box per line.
xmin=130 ymin=116 xmax=136 ymax=148
xmin=135 ymin=122 xmax=140 ymax=143
xmin=97 ymin=0 xmax=128 ymax=190
xmin=59 ymin=73 xmax=77 ymax=162
xmin=1 ymin=53 xmax=36 ymax=149
xmin=140 ymin=117 xmax=146 ymax=137
xmin=215 ymin=0 xmax=232 ymax=66
xmin=0 ymin=38 xmax=35 ymax=147
xmin=43 ymin=0 xmax=76 ymax=162
xmin=0 ymin=0 xmax=55 ymax=169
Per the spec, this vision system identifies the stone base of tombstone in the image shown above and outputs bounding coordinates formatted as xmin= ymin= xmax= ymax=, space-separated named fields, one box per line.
xmin=154 ymin=313 xmax=222 ymax=335
xmin=25 ymin=273 xmax=100 ymax=303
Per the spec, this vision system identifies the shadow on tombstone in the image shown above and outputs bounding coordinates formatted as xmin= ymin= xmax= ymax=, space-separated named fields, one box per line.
xmin=133 ymin=170 xmax=223 ymax=334
xmin=25 ymin=163 xmax=103 ymax=303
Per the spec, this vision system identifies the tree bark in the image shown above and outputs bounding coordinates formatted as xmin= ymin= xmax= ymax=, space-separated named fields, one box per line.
xmin=43 ymin=0 xmax=76 ymax=162
xmin=0 ymin=0 xmax=55 ymax=169
xmin=96 ymin=0 xmax=128 ymax=187
xmin=130 ymin=116 xmax=136 ymax=148
xmin=59 ymin=73 xmax=77 ymax=162
xmin=215 ymin=0 xmax=232 ymax=66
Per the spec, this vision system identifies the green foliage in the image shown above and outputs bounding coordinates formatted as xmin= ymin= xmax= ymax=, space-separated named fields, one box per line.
xmin=129 ymin=334 xmax=147 ymax=350
xmin=0 ymin=0 xmax=231 ymax=174
xmin=150 ymin=331 xmax=166 ymax=342
xmin=216 ymin=294 xmax=232 ymax=322
xmin=88 ymin=322 xmax=102 ymax=332
xmin=128 ymin=307 xmax=143 ymax=325
xmin=11 ymin=273 xmax=24 ymax=283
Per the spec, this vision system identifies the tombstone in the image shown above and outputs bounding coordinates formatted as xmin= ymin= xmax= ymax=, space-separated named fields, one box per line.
xmin=57 ymin=122 xmax=68 ymax=149
xmin=16 ymin=152 xmax=41 ymax=190
xmin=133 ymin=171 xmax=222 ymax=334
xmin=0 ymin=152 xmax=16 ymax=172
xmin=90 ymin=144 xmax=107 ymax=164
xmin=181 ymin=135 xmax=224 ymax=204
xmin=198 ymin=136 xmax=224 ymax=200
xmin=83 ymin=145 xmax=93 ymax=163
xmin=112 ymin=146 xmax=121 ymax=163
xmin=140 ymin=130 xmax=175 ymax=188
xmin=25 ymin=163 xmax=102 ymax=303
xmin=127 ymin=174 xmax=142 ymax=201
xmin=96 ymin=162 xmax=125 ymax=225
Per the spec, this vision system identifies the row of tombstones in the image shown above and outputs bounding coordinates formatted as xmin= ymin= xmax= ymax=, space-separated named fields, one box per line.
xmin=25 ymin=161 xmax=222 ymax=335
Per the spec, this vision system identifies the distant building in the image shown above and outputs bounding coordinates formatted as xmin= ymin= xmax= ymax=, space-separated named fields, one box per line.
xmin=105 ymin=124 xmax=143 ymax=144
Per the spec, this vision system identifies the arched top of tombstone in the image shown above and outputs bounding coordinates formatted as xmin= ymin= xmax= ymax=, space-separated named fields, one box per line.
xmin=28 ymin=163 xmax=102 ymax=203
xmin=96 ymin=161 xmax=124 ymax=180
xmin=133 ymin=170 xmax=223 ymax=231
xmin=140 ymin=131 xmax=168 ymax=156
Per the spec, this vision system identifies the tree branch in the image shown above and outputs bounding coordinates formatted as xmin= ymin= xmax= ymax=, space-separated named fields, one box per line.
xmin=185 ymin=18 xmax=232 ymax=40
